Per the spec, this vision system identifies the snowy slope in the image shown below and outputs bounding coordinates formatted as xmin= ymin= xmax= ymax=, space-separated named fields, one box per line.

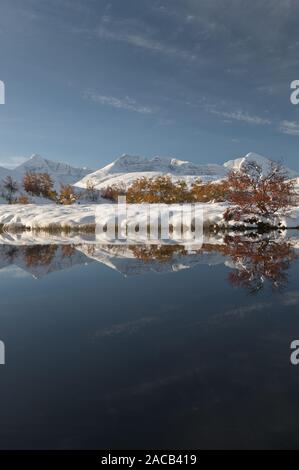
xmin=0 ymin=166 xmax=11 ymax=181
xmin=74 ymin=154 xmax=227 ymax=190
xmin=224 ymin=152 xmax=299 ymax=177
xmin=13 ymin=154 xmax=92 ymax=189
xmin=0 ymin=202 xmax=299 ymax=231
xmin=0 ymin=154 xmax=92 ymax=191
xmin=75 ymin=152 xmax=299 ymax=191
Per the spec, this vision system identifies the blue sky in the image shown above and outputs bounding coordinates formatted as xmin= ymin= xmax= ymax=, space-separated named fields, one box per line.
xmin=1 ymin=0 xmax=299 ymax=170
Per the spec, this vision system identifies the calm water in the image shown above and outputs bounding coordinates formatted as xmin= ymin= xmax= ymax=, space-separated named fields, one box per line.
xmin=0 ymin=235 xmax=299 ymax=449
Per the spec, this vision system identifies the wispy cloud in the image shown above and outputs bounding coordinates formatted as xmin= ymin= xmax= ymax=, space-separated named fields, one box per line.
xmin=96 ymin=24 xmax=197 ymax=62
xmin=84 ymin=90 xmax=155 ymax=115
xmin=208 ymin=107 xmax=271 ymax=125
xmin=279 ymin=120 xmax=299 ymax=136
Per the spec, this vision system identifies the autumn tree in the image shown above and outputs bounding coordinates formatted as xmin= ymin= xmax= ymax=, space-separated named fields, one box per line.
xmin=224 ymin=161 xmax=297 ymax=225
xmin=23 ymin=171 xmax=56 ymax=200
xmin=86 ymin=179 xmax=99 ymax=202
xmin=101 ymin=183 xmax=126 ymax=202
xmin=191 ymin=180 xmax=228 ymax=203
xmin=125 ymin=176 xmax=228 ymax=204
xmin=23 ymin=171 xmax=37 ymax=195
xmin=126 ymin=176 xmax=192 ymax=203
xmin=17 ymin=195 xmax=30 ymax=204
xmin=59 ymin=184 xmax=77 ymax=205
xmin=40 ymin=173 xmax=56 ymax=199
xmin=2 ymin=176 xmax=18 ymax=203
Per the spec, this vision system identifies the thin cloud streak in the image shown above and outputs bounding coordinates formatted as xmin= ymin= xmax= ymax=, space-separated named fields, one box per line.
xmin=95 ymin=24 xmax=198 ymax=62
xmin=279 ymin=120 xmax=299 ymax=136
xmin=208 ymin=107 xmax=271 ymax=125
xmin=84 ymin=90 xmax=155 ymax=115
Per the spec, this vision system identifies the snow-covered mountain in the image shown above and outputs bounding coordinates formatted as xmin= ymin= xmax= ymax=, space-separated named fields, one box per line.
xmin=74 ymin=152 xmax=299 ymax=191
xmin=74 ymin=154 xmax=227 ymax=190
xmin=0 ymin=166 xmax=12 ymax=181
xmin=0 ymin=154 xmax=92 ymax=190
xmin=224 ymin=152 xmax=299 ymax=177
xmin=1 ymin=151 xmax=298 ymax=197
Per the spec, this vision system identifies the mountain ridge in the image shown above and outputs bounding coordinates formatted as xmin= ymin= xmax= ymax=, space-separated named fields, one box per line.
xmin=1 ymin=152 xmax=298 ymax=194
xmin=0 ymin=154 xmax=92 ymax=190
xmin=74 ymin=152 xmax=299 ymax=190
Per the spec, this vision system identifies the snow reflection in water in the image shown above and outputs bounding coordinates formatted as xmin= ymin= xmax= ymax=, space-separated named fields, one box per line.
xmin=0 ymin=232 xmax=297 ymax=293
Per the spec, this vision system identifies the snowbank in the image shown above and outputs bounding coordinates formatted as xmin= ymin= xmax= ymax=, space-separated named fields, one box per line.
xmin=0 ymin=203 xmax=298 ymax=232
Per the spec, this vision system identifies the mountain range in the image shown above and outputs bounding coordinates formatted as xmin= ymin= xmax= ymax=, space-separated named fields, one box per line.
xmin=74 ymin=152 xmax=299 ymax=190
xmin=0 ymin=154 xmax=92 ymax=190
xmin=0 ymin=152 xmax=298 ymax=194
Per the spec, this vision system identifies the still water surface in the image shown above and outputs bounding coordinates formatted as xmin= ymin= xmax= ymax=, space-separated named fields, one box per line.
xmin=0 ymin=234 xmax=298 ymax=449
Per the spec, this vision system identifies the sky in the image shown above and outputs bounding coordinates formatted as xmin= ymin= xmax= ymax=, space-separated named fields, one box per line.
xmin=1 ymin=0 xmax=299 ymax=170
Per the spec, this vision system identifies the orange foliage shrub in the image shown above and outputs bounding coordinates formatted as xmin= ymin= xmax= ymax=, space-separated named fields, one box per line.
xmin=23 ymin=172 xmax=56 ymax=199
xmin=224 ymin=161 xmax=297 ymax=223
xmin=101 ymin=183 xmax=126 ymax=202
xmin=59 ymin=184 xmax=77 ymax=205
xmin=17 ymin=195 xmax=30 ymax=204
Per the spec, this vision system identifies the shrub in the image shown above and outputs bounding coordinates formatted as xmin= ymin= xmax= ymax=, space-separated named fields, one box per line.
xmin=85 ymin=179 xmax=99 ymax=202
xmin=2 ymin=176 xmax=18 ymax=203
xmin=59 ymin=184 xmax=77 ymax=205
xmin=191 ymin=180 xmax=228 ymax=202
xmin=101 ymin=183 xmax=126 ymax=202
xmin=126 ymin=176 xmax=227 ymax=204
xmin=126 ymin=176 xmax=192 ymax=203
xmin=17 ymin=195 xmax=30 ymax=204
xmin=224 ymin=161 xmax=298 ymax=223
xmin=23 ymin=171 xmax=56 ymax=199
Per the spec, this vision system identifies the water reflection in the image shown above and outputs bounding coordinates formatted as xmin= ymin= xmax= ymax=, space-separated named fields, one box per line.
xmin=223 ymin=236 xmax=297 ymax=294
xmin=0 ymin=232 xmax=297 ymax=293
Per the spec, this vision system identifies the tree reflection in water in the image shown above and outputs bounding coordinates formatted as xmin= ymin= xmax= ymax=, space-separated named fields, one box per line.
xmin=223 ymin=235 xmax=297 ymax=294
xmin=132 ymin=235 xmax=297 ymax=294
xmin=0 ymin=235 xmax=296 ymax=293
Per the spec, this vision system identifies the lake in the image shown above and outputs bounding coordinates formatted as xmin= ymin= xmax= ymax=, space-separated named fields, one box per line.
xmin=0 ymin=232 xmax=299 ymax=449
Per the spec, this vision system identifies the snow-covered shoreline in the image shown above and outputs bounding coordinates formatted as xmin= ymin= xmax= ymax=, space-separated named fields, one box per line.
xmin=0 ymin=202 xmax=299 ymax=231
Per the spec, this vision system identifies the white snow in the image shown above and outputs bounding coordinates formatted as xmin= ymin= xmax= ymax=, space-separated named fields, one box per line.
xmin=0 ymin=229 xmax=298 ymax=278
xmin=0 ymin=202 xmax=298 ymax=231
xmin=0 ymin=154 xmax=92 ymax=191
xmin=74 ymin=151 xmax=299 ymax=192
xmin=224 ymin=152 xmax=299 ymax=177
xmin=74 ymin=154 xmax=228 ymax=191
xmin=0 ymin=151 xmax=298 ymax=231
xmin=0 ymin=204 xmax=95 ymax=228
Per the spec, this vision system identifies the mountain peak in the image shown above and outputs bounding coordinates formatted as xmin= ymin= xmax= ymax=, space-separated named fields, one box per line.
xmin=224 ymin=152 xmax=298 ymax=177
xmin=74 ymin=153 xmax=227 ymax=190
xmin=28 ymin=153 xmax=45 ymax=162
xmin=0 ymin=155 xmax=92 ymax=190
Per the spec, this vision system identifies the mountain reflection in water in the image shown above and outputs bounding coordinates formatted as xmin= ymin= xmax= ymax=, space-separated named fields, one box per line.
xmin=1 ymin=231 xmax=299 ymax=450
xmin=0 ymin=233 xmax=297 ymax=293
